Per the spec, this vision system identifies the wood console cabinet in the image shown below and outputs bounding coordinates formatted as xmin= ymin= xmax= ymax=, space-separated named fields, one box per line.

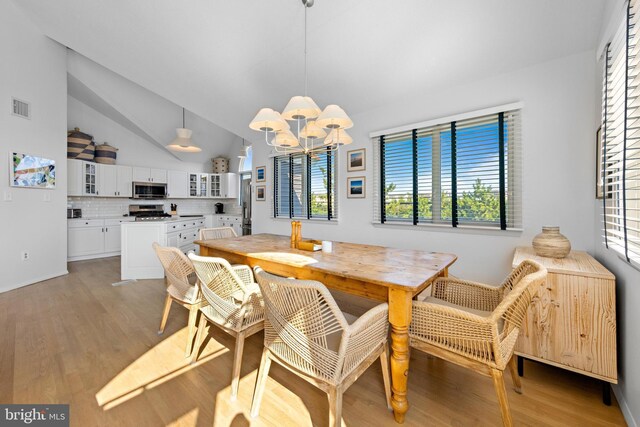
xmin=512 ymin=247 xmax=617 ymax=402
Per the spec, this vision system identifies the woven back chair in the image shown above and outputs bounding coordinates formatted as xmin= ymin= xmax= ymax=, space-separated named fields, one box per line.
xmin=251 ymin=267 xmax=391 ymax=427
xmin=198 ymin=227 xmax=237 ymax=240
xmin=152 ymin=242 xmax=201 ymax=357
xmin=409 ymin=260 xmax=547 ymax=427
xmin=187 ymin=253 xmax=264 ymax=399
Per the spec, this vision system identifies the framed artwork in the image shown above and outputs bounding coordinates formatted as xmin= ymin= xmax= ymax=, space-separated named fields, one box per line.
xmin=10 ymin=152 xmax=56 ymax=189
xmin=347 ymin=148 xmax=365 ymax=172
xmin=347 ymin=176 xmax=365 ymax=198
xmin=596 ymin=127 xmax=611 ymax=199
xmin=256 ymin=185 xmax=266 ymax=201
xmin=256 ymin=166 xmax=266 ymax=182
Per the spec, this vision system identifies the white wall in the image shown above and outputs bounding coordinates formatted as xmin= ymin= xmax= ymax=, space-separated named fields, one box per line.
xmin=253 ymin=50 xmax=597 ymax=284
xmin=0 ymin=1 xmax=68 ymax=292
xmin=68 ymin=96 xmax=208 ymax=173
xmin=67 ymin=50 xmax=242 ymax=172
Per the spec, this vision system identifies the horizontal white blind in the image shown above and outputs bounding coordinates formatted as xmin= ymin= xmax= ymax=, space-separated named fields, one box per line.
xmin=602 ymin=0 xmax=640 ymax=265
xmin=372 ymin=108 xmax=522 ymax=230
xmin=273 ymin=151 xmax=337 ymax=220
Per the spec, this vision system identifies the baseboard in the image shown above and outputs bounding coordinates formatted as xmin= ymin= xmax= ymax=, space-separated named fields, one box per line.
xmin=2 ymin=270 xmax=69 ymax=294
xmin=67 ymin=251 xmax=120 ymax=262
xmin=613 ymin=384 xmax=637 ymax=427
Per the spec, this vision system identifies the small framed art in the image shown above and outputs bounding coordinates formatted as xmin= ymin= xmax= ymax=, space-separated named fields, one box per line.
xmin=347 ymin=148 xmax=365 ymax=172
xmin=10 ymin=152 xmax=56 ymax=189
xmin=256 ymin=185 xmax=266 ymax=201
xmin=347 ymin=176 xmax=365 ymax=198
xmin=256 ymin=166 xmax=266 ymax=182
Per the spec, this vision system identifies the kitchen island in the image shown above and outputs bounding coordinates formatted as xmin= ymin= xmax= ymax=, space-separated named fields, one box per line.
xmin=120 ymin=216 xmax=205 ymax=280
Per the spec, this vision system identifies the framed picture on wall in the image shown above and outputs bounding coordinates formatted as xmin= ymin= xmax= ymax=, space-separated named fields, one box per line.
xmin=10 ymin=152 xmax=56 ymax=189
xmin=347 ymin=176 xmax=365 ymax=198
xmin=347 ymin=148 xmax=365 ymax=172
xmin=256 ymin=166 xmax=266 ymax=182
xmin=256 ymin=185 xmax=266 ymax=201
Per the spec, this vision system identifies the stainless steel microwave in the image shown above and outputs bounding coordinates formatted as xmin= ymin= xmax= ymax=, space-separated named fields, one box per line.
xmin=132 ymin=182 xmax=167 ymax=199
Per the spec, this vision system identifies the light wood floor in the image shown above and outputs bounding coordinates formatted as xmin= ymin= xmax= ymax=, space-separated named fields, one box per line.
xmin=0 ymin=256 xmax=626 ymax=427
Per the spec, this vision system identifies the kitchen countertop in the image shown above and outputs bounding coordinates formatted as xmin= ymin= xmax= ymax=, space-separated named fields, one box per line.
xmin=69 ymin=215 xmax=206 ymax=221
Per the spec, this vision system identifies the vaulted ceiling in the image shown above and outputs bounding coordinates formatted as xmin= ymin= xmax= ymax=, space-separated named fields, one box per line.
xmin=15 ymin=0 xmax=610 ymax=143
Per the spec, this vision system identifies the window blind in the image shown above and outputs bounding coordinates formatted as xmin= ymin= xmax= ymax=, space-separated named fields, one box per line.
xmin=373 ymin=108 xmax=522 ymax=230
xmin=602 ymin=0 xmax=640 ymax=265
xmin=273 ymin=150 xmax=337 ymax=220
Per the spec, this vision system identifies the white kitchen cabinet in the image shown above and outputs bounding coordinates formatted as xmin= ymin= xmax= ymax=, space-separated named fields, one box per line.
xmin=98 ymin=163 xmax=117 ymax=197
xmin=68 ymin=222 xmax=104 ymax=257
xmin=68 ymin=218 xmax=135 ymax=261
xmin=116 ymin=165 xmax=133 ymax=197
xmin=121 ymin=217 xmax=205 ymax=279
xmin=68 ymin=159 xmax=83 ymax=196
xmin=189 ymin=173 xmax=208 ymax=197
xmin=83 ymin=162 xmax=98 ymax=196
xmin=210 ymin=173 xmax=238 ymax=199
xmin=133 ymin=167 xmax=167 ymax=183
xmin=221 ymin=173 xmax=238 ymax=198
xmin=167 ymin=170 xmax=189 ymax=198
xmin=217 ymin=215 xmax=243 ymax=236
xmin=98 ymin=164 xmax=133 ymax=197
xmin=103 ymin=220 xmax=122 ymax=253
xmin=210 ymin=174 xmax=221 ymax=198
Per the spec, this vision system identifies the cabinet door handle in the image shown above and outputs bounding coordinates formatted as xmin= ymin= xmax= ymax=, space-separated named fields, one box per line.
xmin=102 ymin=227 xmax=104 ymax=232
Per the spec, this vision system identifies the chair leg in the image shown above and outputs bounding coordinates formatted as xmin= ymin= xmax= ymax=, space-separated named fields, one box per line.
xmin=491 ymin=368 xmax=513 ymax=427
xmin=190 ymin=314 xmax=208 ymax=364
xmin=158 ymin=294 xmax=172 ymax=335
xmin=508 ymin=356 xmax=522 ymax=394
xmin=380 ymin=342 xmax=392 ymax=410
xmin=230 ymin=331 xmax=246 ymax=400
xmin=185 ymin=305 xmax=199 ymax=358
xmin=328 ymin=387 xmax=343 ymax=427
xmin=250 ymin=348 xmax=272 ymax=419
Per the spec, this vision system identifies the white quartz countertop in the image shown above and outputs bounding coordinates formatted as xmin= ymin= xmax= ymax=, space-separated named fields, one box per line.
xmin=69 ymin=215 xmax=205 ymax=221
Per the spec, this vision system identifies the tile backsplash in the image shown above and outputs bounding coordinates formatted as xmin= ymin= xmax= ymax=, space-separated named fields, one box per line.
xmin=68 ymin=197 xmax=242 ymax=218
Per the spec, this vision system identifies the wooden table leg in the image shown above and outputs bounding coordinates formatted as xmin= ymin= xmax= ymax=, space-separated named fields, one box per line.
xmin=388 ymin=288 xmax=413 ymax=424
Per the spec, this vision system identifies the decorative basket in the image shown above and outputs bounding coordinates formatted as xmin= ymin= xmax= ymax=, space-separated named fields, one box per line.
xmin=67 ymin=127 xmax=95 ymax=160
xmin=95 ymin=142 xmax=118 ymax=165
xmin=212 ymin=157 xmax=229 ymax=173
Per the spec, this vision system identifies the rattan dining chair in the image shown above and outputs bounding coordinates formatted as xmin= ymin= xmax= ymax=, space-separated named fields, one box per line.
xmin=251 ymin=267 xmax=392 ymax=427
xmin=152 ymin=242 xmax=202 ymax=357
xmin=198 ymin=226 xmax=237 ymax=240
xmin=409 ymin=260 xmax=547 ymax=427
xmin=187 ymin=253 xmax=264 ymax=399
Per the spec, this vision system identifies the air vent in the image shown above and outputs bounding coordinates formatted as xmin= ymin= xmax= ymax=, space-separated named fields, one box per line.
xmin=12 ymin=98 xmax=30 ymax=119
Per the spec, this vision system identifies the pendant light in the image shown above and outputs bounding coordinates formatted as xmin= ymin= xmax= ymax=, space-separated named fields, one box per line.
xmin=167 ymin=107 xmax=201 ymax=152
xmin=249 ymin=0 xmax=353 ymax=155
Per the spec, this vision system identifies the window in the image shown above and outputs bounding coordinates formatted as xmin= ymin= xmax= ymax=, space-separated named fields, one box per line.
xmin=601 ymin=0 xmax=640 ymax=266
xmin=372 ymin=106 xmax=521 ymax=230
xmin=273 ymin=150 xmax=337 ymax=220
xmin=239 ymin=146 xmax=253 ymax=172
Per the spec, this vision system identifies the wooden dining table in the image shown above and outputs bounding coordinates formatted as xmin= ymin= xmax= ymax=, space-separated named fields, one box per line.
xmin=196 ymin=233 xmax=457 ymax=423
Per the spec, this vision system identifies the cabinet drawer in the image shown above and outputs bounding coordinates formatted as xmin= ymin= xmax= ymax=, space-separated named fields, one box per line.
xmin=68 ymin=219 xmax=104 ymax=228
xmin=167 ymin=222 xmax=182 ymax=231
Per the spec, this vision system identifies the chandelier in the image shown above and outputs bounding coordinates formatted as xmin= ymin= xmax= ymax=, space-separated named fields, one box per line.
xmin=249 ymin=0 xmax=353 ymax=154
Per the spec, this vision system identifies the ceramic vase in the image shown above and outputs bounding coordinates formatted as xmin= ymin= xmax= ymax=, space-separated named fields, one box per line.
xmin=532 ymin=226 xmax=571 ymax=258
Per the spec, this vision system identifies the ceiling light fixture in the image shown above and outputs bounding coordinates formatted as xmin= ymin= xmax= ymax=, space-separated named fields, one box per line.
xmin=238 ymin=138 xmax=249 ymax=158
xmin=167 ymin=107 xmax=201 ymax=152
xmin=249 ymin=0 xmax=353 ymax=154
